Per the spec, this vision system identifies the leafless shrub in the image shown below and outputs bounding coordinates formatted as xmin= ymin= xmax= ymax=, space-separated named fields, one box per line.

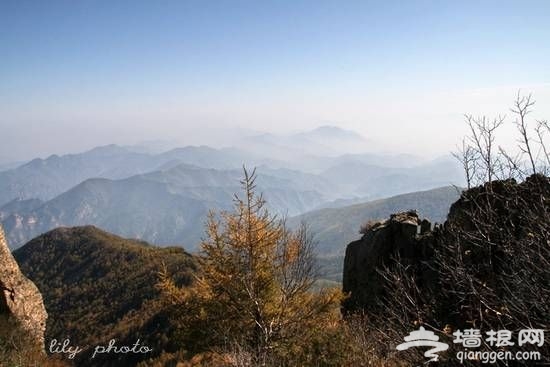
xmin=455 ymin=92 xmax=550 ymax=186
xmin=362 ymin=93 xmax=550 ymax=366
xmin=463 ymin=114 xmax=505 ymax=188
xmin=452 ymin=138 xmax=478 ymax=189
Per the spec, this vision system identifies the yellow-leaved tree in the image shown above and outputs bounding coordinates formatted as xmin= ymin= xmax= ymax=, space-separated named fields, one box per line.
xmin=158 ymin=168 xmax=342 ymax=365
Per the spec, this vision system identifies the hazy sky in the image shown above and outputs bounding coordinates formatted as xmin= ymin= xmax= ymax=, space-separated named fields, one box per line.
xmin=1 ymin=0 xmax=550 ymax=162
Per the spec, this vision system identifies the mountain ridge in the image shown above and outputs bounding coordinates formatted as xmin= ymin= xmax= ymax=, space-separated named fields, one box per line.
xmin=290 ymin=185 xmax=461 ymax=256
xmin=13 ymin=225 xmax=197 ymax=366
xmin=2 ymin=164 xmax=331 ymax=249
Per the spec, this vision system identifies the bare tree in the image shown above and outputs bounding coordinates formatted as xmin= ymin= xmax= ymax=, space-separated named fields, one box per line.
xmin=454 ymin=92 xmax=550 ymax=187
xmin=511 ymin=92 xmax=537 ymax=175
xmin=464 ymin=114 xmax=505 ymax=188
xmin=535 ymin=119 xmax=550 ymax=171
xmin=497 ymin=146 xmax=526 ymax=181
xmin=452 ymin=138 xmax=478 ymax=189
xmin=375 ymin=92 xmax=550 ymax=365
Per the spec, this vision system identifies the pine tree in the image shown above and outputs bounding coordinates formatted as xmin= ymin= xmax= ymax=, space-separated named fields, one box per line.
xmin=158 ymin=168 xmax=340 ymax=362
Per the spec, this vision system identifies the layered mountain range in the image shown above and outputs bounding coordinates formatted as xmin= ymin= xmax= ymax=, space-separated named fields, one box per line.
xmin=1 ymin=126 xmax=463 ymax=253
xmin=0 ymin=127 xmax=467 ymax=365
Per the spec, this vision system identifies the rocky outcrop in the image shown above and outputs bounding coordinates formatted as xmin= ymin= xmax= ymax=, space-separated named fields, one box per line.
xmin=342 ymin=174 xmax=550 ymax=320
xmin=0 ymin=224 xmax=47 ymax=355
xmin=342 ymin=210 xmax=435 ymax=313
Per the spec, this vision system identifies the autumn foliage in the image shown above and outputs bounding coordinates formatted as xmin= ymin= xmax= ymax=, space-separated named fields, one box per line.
xmin=157 ymin=168 xmax=344 ymax=365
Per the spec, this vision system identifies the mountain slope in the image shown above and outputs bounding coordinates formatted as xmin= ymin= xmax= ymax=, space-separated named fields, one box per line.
xmin=289 ymin=185 xmax=462 ymax=256
xmin=0 ymin=198 xmax=44 ymax=221
xmin=319 ymin=156 xmax=464 ymax=200
xmin=0 ymin=145 xmax=161 ymax=206
xmin=13 ymin=226 xmax=197 ymax=366
xmin=3 ymin=164 xmax=330 ymax=249
xmin=0 ymin=144 xmax=272 ymax=206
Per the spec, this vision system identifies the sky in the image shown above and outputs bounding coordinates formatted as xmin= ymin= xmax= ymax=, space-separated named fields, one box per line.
xmin=1 ymin=0 xmax=550 ymax=162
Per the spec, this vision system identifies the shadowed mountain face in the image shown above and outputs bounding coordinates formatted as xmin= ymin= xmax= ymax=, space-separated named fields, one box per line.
xmin=2 ymin=164 xmax=330 ymax=249
xmin=0 ymin=145 xmax=159 ymax=206
xmin=0 ymin=198 xmax=43 ymax=221
xmin=0 ymin=144 xmax=272 ymax=207
xmin=13 ymin=226 xmax=197 ymax=366
xmin=2 ymin=169 xmax=460 ymax=255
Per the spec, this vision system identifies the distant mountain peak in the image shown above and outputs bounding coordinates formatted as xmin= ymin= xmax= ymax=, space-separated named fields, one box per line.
xmin=86 ymin=144 xmax=130 ymax=156
xmin=305 ymin=125 xmax=366 ymax=141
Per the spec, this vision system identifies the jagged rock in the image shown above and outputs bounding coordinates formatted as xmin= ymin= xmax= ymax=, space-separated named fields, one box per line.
xmin=342 ymin=174 xmax=550 ymax=318
xmin=0 ymin=224 xmax=47 ymax=355
xmin=342 ymin=210 xmax=433 ymax=313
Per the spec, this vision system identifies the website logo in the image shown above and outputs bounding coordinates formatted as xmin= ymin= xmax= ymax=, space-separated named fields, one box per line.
xmin=396 ymin=326 xmax=449 ymax=362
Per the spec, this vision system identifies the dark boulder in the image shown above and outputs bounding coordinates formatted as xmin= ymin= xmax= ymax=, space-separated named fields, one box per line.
xmin=342 ymin=210 xmax=433 ymax=313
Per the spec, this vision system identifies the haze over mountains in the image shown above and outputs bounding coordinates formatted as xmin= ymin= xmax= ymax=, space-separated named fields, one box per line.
xmin=289 ymin=185 xmax=461 ymax=256
xmin=0 ymin=126 xmax=463 ymax=252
